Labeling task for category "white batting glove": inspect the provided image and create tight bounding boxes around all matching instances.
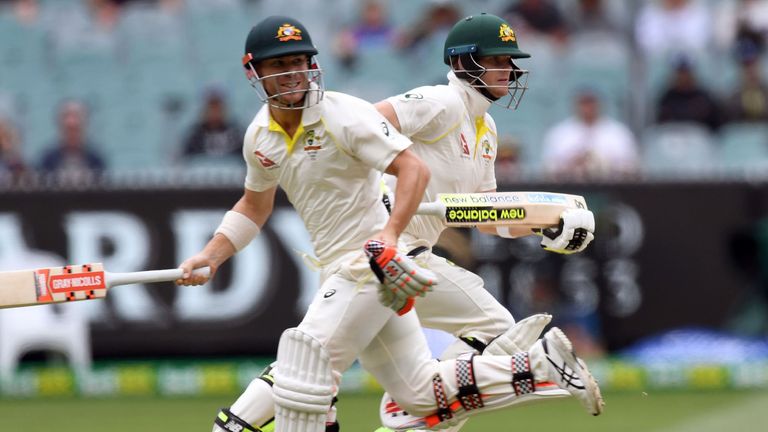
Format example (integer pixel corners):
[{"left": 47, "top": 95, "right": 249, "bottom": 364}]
[
  {"left": 364, "top": 240, "right": 437, "bottom": 315},
  {"left": 539, "top": 208, "right": 595, "bottom": 254}
]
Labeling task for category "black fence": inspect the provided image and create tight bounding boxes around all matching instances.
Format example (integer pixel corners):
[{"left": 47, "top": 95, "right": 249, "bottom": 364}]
[{"left": 1, "top": 181, "right": 766, "bottom": 358}]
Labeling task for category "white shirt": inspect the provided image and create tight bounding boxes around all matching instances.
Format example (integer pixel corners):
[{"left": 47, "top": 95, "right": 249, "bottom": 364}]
[
  {"left": 243, "top": 91, "right": 410, "bottom": 264},
  {"left": 386, "top": 71, "right": 498, "bottom": 245},
  {"left": 541, "top": 116, "right": 639, "bottom": 177}
]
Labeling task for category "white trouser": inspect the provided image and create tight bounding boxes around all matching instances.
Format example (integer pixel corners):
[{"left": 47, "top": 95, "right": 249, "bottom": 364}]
[
  {"left": 224, "top": 248, "right": 520, "bottom": 426},
  {"left": 411, "top": 252, "right": 514, "bottom": 350}
]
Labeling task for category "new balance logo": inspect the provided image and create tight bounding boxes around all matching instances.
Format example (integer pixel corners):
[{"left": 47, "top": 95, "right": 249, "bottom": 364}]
[{"left": 224, "top": 420, "right": 244, "bottom": 432}]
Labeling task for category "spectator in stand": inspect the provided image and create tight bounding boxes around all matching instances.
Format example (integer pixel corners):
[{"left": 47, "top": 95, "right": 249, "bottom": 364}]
[
  {"left": 727, "top": 44, "right": 768, "bottom": 122},
  {"left": 395, "top": 0, "right": 461, "bottom": 54},
  {"left": 563, "top": 0, "right": 621, "bottom": 36},
  {"left": 635, "top": 0, "right": 712, "bottom": 58},
  {"left": 335, "top": 0, "right": 395, "bottom": 70},
  {"left": 39, "top": 100, "right": 106, "bottom": 178},
  {"left": 9, "top": 0, "right": 40, "bottom": 26},
  {"left": 0, "top": 118, "right": 26, "bottom": 182},
  {"left": 181, "top": 87, "right": 243, "bottom": 159},
  {"left": 503, "top": 0, "right": 568, "bottom": 44},
  {"left": 656, "top": 57, "right": 724, "bottom": 131},
  {"left": 542, "top": 89, "right": 639, "bottom": 180},
  {"left": 714, "top": 0, "right": 768, "bottom": 55}
]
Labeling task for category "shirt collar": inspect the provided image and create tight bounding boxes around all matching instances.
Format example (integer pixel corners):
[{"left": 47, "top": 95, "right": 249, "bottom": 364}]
[
  {"left": 447, "top": 70, "right": 492, "bottom": 119},
  {"left": 253, "top": 96, "right": 324, "bottom": 128}
]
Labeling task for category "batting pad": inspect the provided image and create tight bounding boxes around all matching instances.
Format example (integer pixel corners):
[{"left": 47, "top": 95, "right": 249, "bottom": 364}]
[
  {"left": 273, "top": 328, "right": 334, "bottom": 432},
  {"left": 484, "top": 313, "right": 553, "bottom": 356}
]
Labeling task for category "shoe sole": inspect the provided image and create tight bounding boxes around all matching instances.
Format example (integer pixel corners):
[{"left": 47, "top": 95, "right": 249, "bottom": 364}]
[{"left": 546, "top": 327, "right": 605, "bottom": 416}]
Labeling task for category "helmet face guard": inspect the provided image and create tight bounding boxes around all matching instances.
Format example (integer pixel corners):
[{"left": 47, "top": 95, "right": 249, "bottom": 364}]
[
  {"left": 448, "top": 48, "right": 529, "bottom": 110},
  {"left": 243, "top": 53, "right": 325, "bottom": 110}
]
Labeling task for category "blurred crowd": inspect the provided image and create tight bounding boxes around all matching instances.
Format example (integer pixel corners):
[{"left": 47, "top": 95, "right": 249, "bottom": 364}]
[{"left": 2, "top": 0, "right": 768, "bottom": 186}]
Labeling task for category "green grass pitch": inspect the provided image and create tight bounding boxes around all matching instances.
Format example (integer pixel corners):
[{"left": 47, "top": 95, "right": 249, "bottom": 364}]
[{"left": 1, "top": 390, "right": 766, "bottom": 431}]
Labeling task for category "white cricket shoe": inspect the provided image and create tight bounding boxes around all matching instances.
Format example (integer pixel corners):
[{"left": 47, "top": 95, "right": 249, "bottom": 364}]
[{"left": 531, "top": 327, "right": 604, "bottom": 416}]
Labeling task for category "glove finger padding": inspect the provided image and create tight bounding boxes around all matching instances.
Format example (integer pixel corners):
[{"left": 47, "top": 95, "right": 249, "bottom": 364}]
[
  {"left": 540, "top": 208, "right": 595, "bottom": 254},
  {"left": 364, "top": 240, "right": 436, "bottom": 315}
]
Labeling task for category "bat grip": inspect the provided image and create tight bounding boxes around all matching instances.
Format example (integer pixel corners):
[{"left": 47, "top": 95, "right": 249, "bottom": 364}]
[
  {"left": 106, "top": 267, "right": 211, "bottom": 287},
  {"left": 416, "top": 201, "right": 446, "bottom": 216}
]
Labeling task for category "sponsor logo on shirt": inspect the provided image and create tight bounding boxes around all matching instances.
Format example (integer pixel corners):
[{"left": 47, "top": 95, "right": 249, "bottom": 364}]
[
  {"left": 459, "top": 132, "right": 471, "bottom": 158},
  {"left": 254, "top": 150, "right": 278, "bottom": 168}
]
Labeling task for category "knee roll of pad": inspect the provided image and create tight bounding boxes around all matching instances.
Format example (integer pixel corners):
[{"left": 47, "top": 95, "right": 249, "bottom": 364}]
[{"left": 273, "top": 328, "right": 335, "bottom": 432}]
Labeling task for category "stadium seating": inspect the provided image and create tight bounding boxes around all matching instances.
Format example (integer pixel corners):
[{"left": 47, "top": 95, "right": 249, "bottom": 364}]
[
  {"left": 717, "top": 122, "right": 768, "bottom": 172},
  {"left": 641, "top": 122, "right": 717, "bottom": 177}
]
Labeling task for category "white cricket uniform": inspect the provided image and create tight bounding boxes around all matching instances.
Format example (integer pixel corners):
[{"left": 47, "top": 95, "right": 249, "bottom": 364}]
[
  {"left": 243, "top": 91, "right": 483, "bottom": 414},
  {"left": 385, "top": 72, "right": 515, "bottom": 349}
]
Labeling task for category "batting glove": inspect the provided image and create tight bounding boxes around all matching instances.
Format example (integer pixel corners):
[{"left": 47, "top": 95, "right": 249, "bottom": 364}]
[
  {"left": 539, "top": 208, "right": 595, "bottom": 254},
  {"left": 364, "top": 240, "right": 437, "bottom": 315}
]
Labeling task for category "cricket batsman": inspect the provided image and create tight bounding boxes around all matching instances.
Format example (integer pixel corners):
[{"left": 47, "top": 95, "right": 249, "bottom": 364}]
[
  {"left": 177, "top": 14, "right": 603, "bottom": 432},
  {"left": 372, "top": 12, "right": 597, "bottom": 431}
]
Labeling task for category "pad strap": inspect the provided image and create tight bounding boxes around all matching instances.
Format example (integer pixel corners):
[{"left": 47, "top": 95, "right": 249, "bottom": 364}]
[
  {"left": 511, "top": 352, "right": 536, "bottom": 396},
  {"left": 459, "top": 336, "right": 488, "bottom": 354},
  {"left": 215, "top": 408, "right": 259, "bottom": 432},
  {"left": 431, "top": 374, "right": 453, "bottom": 422},
  {"left": 455, "top": 352, "right": 484, "bottom": 411}
]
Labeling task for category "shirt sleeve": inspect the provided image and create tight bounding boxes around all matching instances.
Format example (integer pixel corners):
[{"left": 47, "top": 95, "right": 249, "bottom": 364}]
[
  {"left": 242, "top": 123, "right": 279, "bottom": 192},
  {"left": 340, "top": 99, "right": 412, "bottom": 172},
  {"left": 385, "top": 86, "right": 462, "bottom": 143}
]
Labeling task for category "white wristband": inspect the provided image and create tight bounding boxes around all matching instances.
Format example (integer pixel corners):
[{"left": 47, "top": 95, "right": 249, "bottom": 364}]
[
  {"left": 215, "top": 211, "right": 261, "bottom": 251},
  {"left": 496, "top": 226, "right": 515, "bottom": 238}
]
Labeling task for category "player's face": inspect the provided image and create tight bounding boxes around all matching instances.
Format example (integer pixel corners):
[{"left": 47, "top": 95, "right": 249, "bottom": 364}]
[
  {"left": 477, "top": 55, "right": 514, "bottom": 98},
  {"left": 257, "top": 54, "right": 311, "bottom": 105}
]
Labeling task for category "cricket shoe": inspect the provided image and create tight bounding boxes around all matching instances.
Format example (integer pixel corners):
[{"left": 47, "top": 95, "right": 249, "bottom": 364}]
[{"left": 530, "top": 327, "right": 604, "bottom": 416}]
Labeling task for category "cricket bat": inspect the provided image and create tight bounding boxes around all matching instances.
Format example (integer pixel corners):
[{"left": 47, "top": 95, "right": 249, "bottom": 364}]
[
  {"left": 416, "top": 191, "right": 588, "bottom": 228},
  {"left": 0, "top": 264, "right": 210, "bottom": 309}
]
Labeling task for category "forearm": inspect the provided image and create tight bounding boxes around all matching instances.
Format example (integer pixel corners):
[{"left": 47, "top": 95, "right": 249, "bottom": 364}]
[{"left": 387, "top": 164, "right": 429, "bottom": 237}]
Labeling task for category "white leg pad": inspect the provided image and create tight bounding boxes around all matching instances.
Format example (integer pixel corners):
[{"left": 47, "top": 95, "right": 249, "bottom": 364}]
[
  {"left": 483, "top": 313, "right": 552, "bottom": 355},
  {"left": 273, "top": 328, "right": 335, "bottom": 432}
]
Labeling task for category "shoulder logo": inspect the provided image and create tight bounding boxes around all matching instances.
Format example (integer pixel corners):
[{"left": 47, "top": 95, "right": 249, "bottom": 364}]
[
  {"left": 254, "top": 150, "right": 278, "bottom": 168},
  {"left": 499, "top": 23, "right": 516, "bottom": 42},
  {"left": 404, "top": 93, "right": 423, "bottom": 100},
  {"left": 381, "top": 121, "right": 390, "bottom": 137},
  {"left": 276, "top": 24, "right": 302, "bottom": 42}
]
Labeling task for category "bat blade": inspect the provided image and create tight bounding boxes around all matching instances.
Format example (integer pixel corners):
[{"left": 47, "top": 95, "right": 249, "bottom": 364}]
[
  {"left": 416, "top": 191, "right": 588, "bottom": 227},
  {"left": 0, "top": 263, "right": 107, "bottom": 309}
]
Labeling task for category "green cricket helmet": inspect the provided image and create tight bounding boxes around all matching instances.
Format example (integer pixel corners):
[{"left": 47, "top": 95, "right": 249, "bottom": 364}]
[
  {"left": 444, "top": 13, "right": 530, "bottom": 110},
  {"left": 242, "top": 15, "right": 324, "bottom": 109}
]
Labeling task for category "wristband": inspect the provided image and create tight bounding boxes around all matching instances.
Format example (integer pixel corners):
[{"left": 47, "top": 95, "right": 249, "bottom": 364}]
[{"left": 215, "top": 211, "right": 261, "bottom": 251}]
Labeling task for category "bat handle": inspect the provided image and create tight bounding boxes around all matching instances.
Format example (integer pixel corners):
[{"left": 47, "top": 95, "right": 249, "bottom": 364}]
[
  {"left": 416, "top": 201, "right": 446, "bottom": 217},
  {"left": 106, "top": 267, "right": 211, "bottom": 288}
]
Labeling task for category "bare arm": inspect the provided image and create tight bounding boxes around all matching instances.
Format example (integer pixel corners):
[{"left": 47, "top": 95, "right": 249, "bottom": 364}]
[
  {"left": 378, "top": 149, "right": 430, "bottom": 245},
  {"left": 375, "top": 100, "right": 402, "bottom": 132},
  {"left": 177, "top": 187, "right": 277, "bottom": 284}
]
